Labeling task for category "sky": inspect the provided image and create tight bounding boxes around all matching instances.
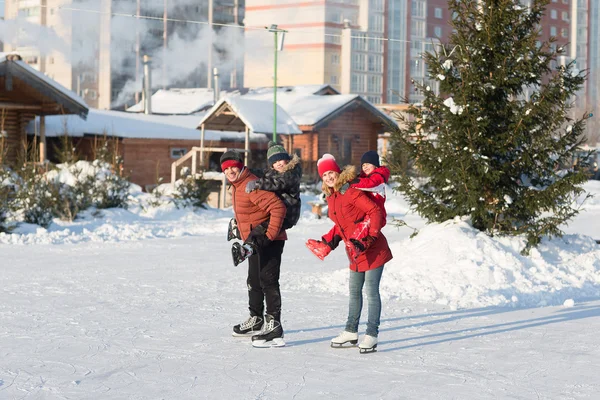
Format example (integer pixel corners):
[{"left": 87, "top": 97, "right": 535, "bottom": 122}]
[{"left": 1, "top": 173, "right": 600, "bottom": 398}]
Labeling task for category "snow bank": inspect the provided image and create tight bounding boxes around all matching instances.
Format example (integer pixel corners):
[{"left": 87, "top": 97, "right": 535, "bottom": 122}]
[
  {"left": 2, "top": 178, "right": 600, "bottom": 310},
  {"left": 382, "top": 218, "right": 600, "bottom": 309}
]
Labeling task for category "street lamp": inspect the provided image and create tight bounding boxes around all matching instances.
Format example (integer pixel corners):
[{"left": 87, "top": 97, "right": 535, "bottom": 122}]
[{"left": 265, "top": 24, "right": 287, "bottom": 142}]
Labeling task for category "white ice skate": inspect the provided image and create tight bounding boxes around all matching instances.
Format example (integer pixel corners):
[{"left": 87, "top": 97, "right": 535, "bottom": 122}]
[
  {"left": 358, "top": 335, "right": 378, "bottom": 353},
  {"left": 330, "top": 331, "right": 358, "bottom": 348}
]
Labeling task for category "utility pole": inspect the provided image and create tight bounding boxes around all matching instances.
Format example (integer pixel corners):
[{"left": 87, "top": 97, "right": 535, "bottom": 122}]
[
  {"left": 207, "top": 0, "right": 213, "bottom": 89},
  {"left": 265, "top": 25, "right": 287, "bottom": 142}
]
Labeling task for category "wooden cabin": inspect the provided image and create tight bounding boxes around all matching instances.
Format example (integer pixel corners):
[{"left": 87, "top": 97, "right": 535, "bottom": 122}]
[{"left": 0, "top": 53, "right": 88, "bottom": 166}]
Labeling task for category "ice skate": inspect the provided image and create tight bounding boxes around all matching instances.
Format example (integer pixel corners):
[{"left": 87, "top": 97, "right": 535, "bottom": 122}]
[
  {"left": 231, "top": 242, "right": 255, "bottom": 266},
  {"left": 358, "top": 335, "right": 378, "bottom": 353},
  {"left": 232, "top": 315, "right": 263, "bottom": 337},
  {"left": 227, "top": 218, "right": 241, "bottom": 241},
  {"left": 330, "top": 331, "right": 358, "bottom": 348},
  {"left": 252, "top": 314, "right": 285, "bottom": 348}
]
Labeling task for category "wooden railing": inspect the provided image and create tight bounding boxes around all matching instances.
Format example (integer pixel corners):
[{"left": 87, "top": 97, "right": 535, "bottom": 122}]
[{"left": 170, "top": 146, "right": 249, "bottom": 209}]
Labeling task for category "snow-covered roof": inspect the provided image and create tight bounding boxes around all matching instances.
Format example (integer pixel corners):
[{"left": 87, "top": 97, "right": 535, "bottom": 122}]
[
  {"left": 126, "top": 85, "right": 338, "bottom": 116},
  {"left": 124, "top": 83, "right": 394, "bottom": 131},
  {"left": 238, "top": 90, "right": 396, "bottom": 128},
  {"left": 244, "top": 84, "right": 340, "bottom": 97},
  {"left": 0, "top": 52, "right": 88, "bottom": 119},
  {"left": 197, "top": 97, "right": 302, "bottom": 135},
  {"left": 25, "top": 108, "right": 268, "bottom": 142},
  {"left": 126, "top": 88, "right": 215, "bottom": 115}
]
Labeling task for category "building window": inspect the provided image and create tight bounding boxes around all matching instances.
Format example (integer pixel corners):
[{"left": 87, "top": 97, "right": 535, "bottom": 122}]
[
  {"left": 352, "top": 53, "right": 366, "bottom": 71},
  {"left": 370, "top": 0, "right": 384, "bottom": 12},
  {"left": 561, "top": 28, "right": 568, "bottom": 38},
  {"left": 368, "top": 37, "right": 383, "bottom": 52},
  {"left": 411, "top": 0, "right": 426, "bottom": 18},
  {"left": 86, "top": 89, "right": 98, "bottom": 100},
  {"left": 550, "top": 26, "right": 557, "bottom": 36},
  {"left": 351, "top": 74, "right": 365, "bottom": 92},
  {"left": 171, "top": 148, "right": 188, "bottom": 159},
  {"left": 24, "top": 56, "right": 39, "bottom": 64},
  {"left": 434, "top": 7, "right": 442, "bottom": 18},
  {"left": 368, "top": 14, "right": 384, "bottom": 33},
  {"left": 341, "top": 137, "right": 352, "bottom": 165},
  {"left": 434, "top": 26, "right": 442, "bottom": 37},
  {"left": 550, "top": 9, "right": 557, "bottom": 19},
  {"left": 352, "top": 35, "right": 368, "bottom": 51},
  {"left": 367, "top": 75, "right": 382, "bottom": 93},
  {"left": 331, "top": 53, "right": 339, "bottom": 65},
  {"left": 18, "top": 7, "right": 41, "bottom": 17},
  {"left": 326, "top": 11, "right": 341, "bottom": 23},
  {"left": 411, "top": 20, "right": 426, "bottom": 37},
  {"left": 331, "top": 75, "right": 338, "bottom": 84},
  {"left": 562, "top": 11, "right": 569, "bottom": 21}
]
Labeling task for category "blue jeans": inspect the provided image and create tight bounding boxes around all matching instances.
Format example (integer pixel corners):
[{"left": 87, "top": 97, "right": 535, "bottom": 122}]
[{"left": 345, "top": 265, "right": 385, "bottom": 337}]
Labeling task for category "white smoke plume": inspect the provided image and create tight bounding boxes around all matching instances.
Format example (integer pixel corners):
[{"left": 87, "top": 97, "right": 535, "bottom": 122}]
[{"left": 0, "top": 0, "right": 273, "bottom": 108}]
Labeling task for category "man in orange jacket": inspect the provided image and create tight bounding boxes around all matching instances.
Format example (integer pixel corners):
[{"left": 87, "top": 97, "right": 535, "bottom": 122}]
[{"left": 221, "top": 150, "right": 288, "bottom": 348}]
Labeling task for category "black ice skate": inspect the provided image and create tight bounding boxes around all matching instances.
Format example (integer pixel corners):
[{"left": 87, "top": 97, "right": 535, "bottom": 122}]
[
  {"left": 251, "top": 314, "right": 285, "bottom": 348},
  {"left": 232, "top": 315, "right": 264, "bottom": 337},
  {"left": 227, "top": 218, "right": 240, "bottom": 241},
  {"left": 231, "top": 242, "right": 255, "bottom": 266}
]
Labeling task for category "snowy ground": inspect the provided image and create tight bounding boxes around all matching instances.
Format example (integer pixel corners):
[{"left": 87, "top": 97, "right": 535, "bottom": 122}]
[{"left": 2, "top": 182, "right": 600, "bottom": 399}]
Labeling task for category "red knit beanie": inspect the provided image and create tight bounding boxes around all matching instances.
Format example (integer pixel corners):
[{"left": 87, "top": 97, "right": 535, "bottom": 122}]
[
  {"left": 317, "top": 153, "right": 341, "bottom": 177},
  {"left": 220, "top": 150, "right": 244, "bottom": 171}
]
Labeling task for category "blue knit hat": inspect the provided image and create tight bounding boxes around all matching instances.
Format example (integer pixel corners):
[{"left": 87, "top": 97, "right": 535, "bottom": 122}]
[
  {"left": 360, "top": 150, "right": 380, "bottom": 168},
  {"left": 267, "top": 141, "right": 291, "bottom": 165}
]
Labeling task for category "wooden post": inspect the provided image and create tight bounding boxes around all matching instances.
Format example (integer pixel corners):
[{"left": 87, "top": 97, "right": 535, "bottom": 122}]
[
  {"left": 220, "top": 174, "right": 227, "bottom": 208},
  {"left": 191, "top": 150, "right": 197, "bottom": 175},
  {"left": 200, "top": 123, "right": 205, "bottom": 166},
  {"left": 171, "top": 162, "right": 176, "bottom": 187},
  {"left": 39, "top": 115, "right": 46, "bottom": 163},
  {"left": 244, "top": 125, "right": 249, "bottom": 166}
]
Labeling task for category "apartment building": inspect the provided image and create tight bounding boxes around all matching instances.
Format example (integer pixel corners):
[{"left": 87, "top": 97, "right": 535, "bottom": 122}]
[
  {"left": 3, "top": 0, "right": 245, "bottom": 109},
  {"left": 244, "top": 0, "right": 389, "bottom": 103},
  {"left": 588, "top": 0, "right": 600, "bottom": 126}
]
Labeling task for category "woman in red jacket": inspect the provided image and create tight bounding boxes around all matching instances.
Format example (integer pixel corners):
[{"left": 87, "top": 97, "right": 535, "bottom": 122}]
[{"left": 306, "top": 154, "right": 393, "bottom": 353}]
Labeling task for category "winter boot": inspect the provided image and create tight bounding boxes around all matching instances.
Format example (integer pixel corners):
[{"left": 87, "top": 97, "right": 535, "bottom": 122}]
[
  {"left": 251, "top": 314, "right": 285, "bottom": 348},
  {"left": 358, "top": 335, "right": 378, "bottom": 354},
  {"left": 232, "top": 242, "right": 255, "bottom": 266},
  {"left": 330, "top": 331, "right": 358, "bottom": 348},
  {"left": 232, "top": 315, "right": 264, "bottom": 337}
]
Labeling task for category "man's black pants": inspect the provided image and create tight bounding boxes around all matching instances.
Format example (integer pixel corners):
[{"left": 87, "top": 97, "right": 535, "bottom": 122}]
[{"left": 247, "top": 240, "right": 285, "bottom": 323}]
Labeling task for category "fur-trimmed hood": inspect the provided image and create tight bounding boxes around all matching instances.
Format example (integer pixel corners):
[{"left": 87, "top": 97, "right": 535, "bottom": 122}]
[
  {"left": 322, "top": 165, "right": 358, "bottom": 196},
  {"left": 277, "top": 153, "right": 301, "bottom": 173}
]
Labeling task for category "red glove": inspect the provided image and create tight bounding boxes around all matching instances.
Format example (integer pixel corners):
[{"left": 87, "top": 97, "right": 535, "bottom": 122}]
[{"left": 306, "top": 239, "right": 332, "bottom": 260}]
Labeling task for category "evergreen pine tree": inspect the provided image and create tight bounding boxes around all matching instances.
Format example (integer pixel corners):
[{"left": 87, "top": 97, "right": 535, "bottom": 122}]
[{"left": 389, "top": 0, "right": 593, "bottom": 250}]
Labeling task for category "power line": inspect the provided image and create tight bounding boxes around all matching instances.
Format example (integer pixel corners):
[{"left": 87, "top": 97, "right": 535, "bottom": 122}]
[{"left": 0, "top": 1, "right": 424, "bottom": 45}]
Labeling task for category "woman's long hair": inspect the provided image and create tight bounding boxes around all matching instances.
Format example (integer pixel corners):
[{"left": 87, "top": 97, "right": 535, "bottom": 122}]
[{"left": 321, "top": 165, "right": 357, "bottom": 197}]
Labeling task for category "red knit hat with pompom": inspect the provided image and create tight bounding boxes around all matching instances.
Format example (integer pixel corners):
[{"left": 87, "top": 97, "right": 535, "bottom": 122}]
[{"left": 317, "top": 153, "right": 341, "bottom": 177}]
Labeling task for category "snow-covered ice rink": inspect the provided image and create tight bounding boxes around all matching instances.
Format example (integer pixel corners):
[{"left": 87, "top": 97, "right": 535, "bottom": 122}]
[{"left": 2, "top": 182, "right": 600, "bottom": 399}]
